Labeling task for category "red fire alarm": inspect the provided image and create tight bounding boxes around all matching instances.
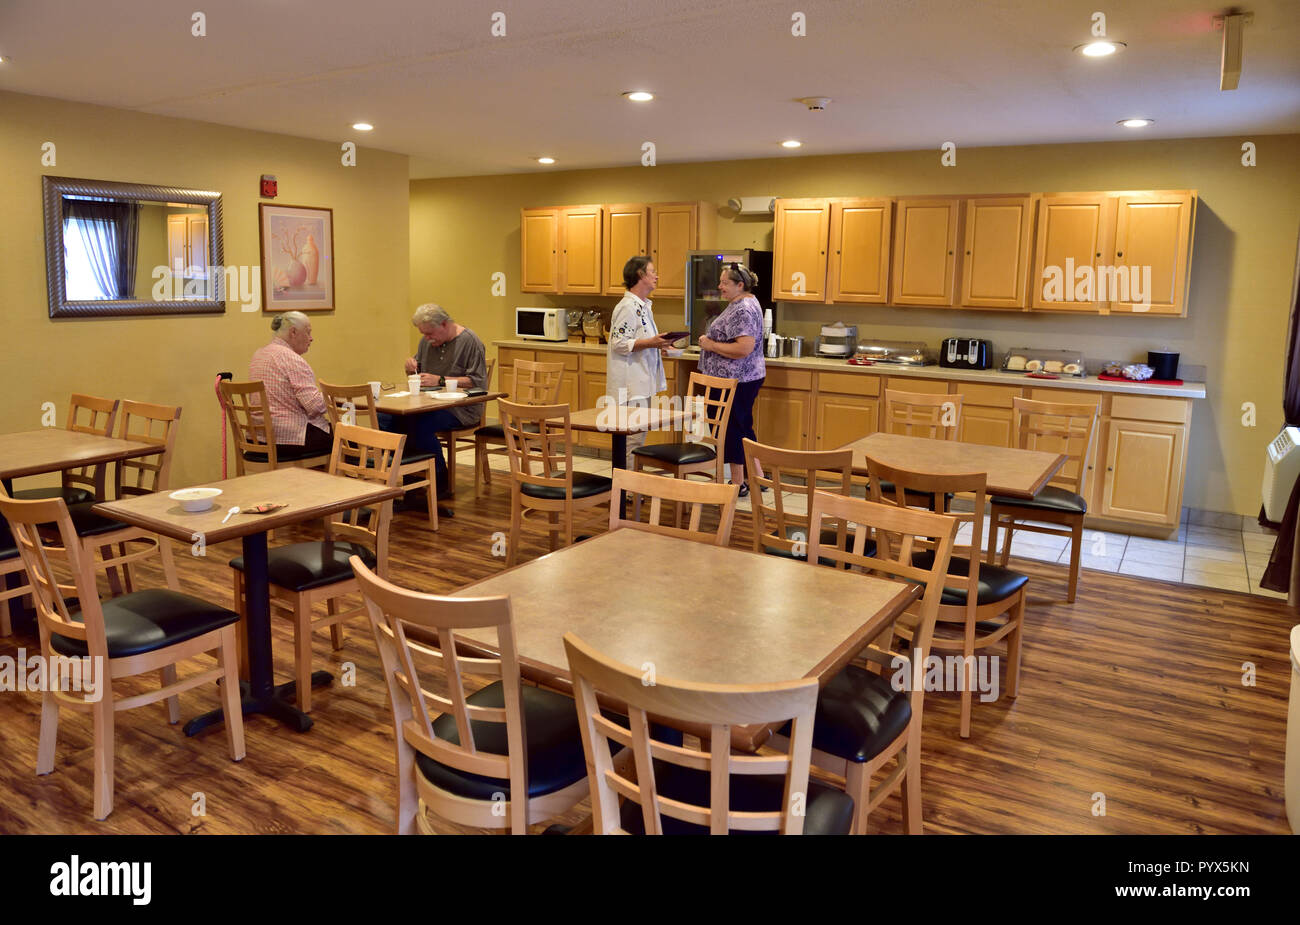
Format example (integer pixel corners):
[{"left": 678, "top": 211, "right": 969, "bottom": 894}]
[{"left": 260, "top": 175, "right": 278, "bottom": 198}]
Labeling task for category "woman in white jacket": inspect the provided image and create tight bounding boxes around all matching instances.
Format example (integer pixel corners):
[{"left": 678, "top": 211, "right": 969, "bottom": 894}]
[{"left": 606, "top": 256, "right": 674, "bottom": 467}]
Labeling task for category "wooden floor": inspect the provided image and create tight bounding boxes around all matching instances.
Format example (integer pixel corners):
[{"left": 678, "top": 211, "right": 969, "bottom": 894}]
[{"left": 1, "top": 462, "right": 1295, "bottom": 834}]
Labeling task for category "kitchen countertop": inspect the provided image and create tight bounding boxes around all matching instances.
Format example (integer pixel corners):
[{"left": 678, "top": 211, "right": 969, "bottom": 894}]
[{"left": 494, "top": 339, "right": 1207, "bottom": 399}]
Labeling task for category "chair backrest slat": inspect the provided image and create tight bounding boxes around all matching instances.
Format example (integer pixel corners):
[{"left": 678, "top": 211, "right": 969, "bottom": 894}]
[
  {"left": 608, "top": 469, "right": 738, "bottom": 546},
  {"left": 1011, "top": 397, "right": 1098, "bottom": 495},
  {"left": 564, "top": 632, "right": 819, "bottom": 835},
  {"left": 883, "top": 389, "right": 964, "bottom": 440},
  {"left": 743, "top": 439, "right": 854, "bottom": 557}
]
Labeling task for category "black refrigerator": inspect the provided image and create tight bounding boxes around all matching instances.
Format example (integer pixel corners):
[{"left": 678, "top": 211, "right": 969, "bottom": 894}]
[{"left": 684, "top": 249, "right": 774, "bottom": 346}]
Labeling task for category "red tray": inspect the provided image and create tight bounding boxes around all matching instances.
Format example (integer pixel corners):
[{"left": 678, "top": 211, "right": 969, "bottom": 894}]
[{"left": 1098, "top": 373, "right": 1184, "bottom": 386}]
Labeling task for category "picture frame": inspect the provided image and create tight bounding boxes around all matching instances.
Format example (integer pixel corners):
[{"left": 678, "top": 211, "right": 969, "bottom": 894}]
[{"left": 259, "top": 203, "right": 335, "bottom": 312}]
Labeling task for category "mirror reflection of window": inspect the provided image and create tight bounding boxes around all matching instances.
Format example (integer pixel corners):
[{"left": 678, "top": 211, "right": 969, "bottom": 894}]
[{"left": 61, "top": 197, "right": 140, "bottom": 300}]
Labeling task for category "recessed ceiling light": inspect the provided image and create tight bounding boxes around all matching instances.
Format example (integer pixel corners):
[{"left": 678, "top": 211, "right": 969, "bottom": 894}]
[
  {"left": 1075, "top": 41, "right": 1126, "bottom": 57},
  {"left": 622, "top": 91, "right": 654, "bottom": 102},
  {"left": 352, "top": 122, "right": 374, "bottom": 131},
  {"left": 1118, "top": 118, "right": 1154, "bottom": 128},
  {"left": 537, "top": 157, "right": 556, "bottom": 165},
  {"left": 781, "top": 140, "right": 802, "bottom": 149}
]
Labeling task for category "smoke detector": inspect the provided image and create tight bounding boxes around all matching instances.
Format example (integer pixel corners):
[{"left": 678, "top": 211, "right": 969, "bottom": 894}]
[{"left": 796, "top": 97, "right": 832, "bottom": 111}]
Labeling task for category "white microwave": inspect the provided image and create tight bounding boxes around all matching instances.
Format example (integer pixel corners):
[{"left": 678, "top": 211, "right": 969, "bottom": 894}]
[{"left": 515, "top": 307, "right": 568, "bottom": 341}]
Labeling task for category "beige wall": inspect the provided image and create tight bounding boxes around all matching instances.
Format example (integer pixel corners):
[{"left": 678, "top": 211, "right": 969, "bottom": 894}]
[
  {"left": 1, "top": 90, "right": 411, "bottom": 489},
  {"left": 410, "top": 136, "right": 1300, "bottom": 515}
]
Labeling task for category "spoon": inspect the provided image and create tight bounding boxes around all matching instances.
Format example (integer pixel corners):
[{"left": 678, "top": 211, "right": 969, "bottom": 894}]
[{"left": 221, "top": 506, "right": 240, "bottom": 525}]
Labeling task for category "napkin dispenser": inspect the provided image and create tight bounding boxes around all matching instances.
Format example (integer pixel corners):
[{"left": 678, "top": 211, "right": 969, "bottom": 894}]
[{"left": 940, "top": 338, "right": 993, "bottom": 370}]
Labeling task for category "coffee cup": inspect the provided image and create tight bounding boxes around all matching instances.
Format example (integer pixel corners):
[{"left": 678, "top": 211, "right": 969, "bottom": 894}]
[{"left": 406, "top": 374, "right": 421, "bottom": 393}]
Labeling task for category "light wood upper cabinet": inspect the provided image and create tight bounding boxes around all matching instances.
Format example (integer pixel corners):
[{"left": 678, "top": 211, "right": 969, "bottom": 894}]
[
  {"left": 167, "top": 213, "right": 209, "bottom": 278},
  {"left": 773, "top": 199, "right": 831, "bottom": 302},
  {"left": 520, "top": 208, "right": 559, "bottom": 293},
  {"left": 891, "top": 198, "right": 960, "bottom": 306},
  {"left": 649, "top": 202, "right": 700, "bottom": 298},
  {"left": 961, "top": 197, "right": 1032, "bottom": 309},
  {"left": 1109, "top": 192, "right": 1195, "bottom": 316},
  {"left": 828, "top": 199, "right": 892, "bottom": 304},
  {"left": 1030, "top": 194, "right": 1110, "bottom": 311},
  {"left": 602, "top": 204, "right": 648, "bottom": 296},
  {"left": 559, "top": 205, "right": 603, "bottom": 295}
]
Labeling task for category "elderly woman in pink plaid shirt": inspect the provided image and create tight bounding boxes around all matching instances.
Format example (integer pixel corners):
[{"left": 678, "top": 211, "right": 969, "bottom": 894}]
[{"left": 248, "top": 312, "right": 333, "bottom": 457}]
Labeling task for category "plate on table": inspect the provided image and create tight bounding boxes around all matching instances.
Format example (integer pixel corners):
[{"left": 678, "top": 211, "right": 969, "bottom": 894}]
[{"left": 427, "top": 390, "right": 468, "bottom": 401}]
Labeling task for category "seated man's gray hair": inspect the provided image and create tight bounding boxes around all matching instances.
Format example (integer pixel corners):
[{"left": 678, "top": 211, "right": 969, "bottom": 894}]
[
  {"left": 271, "top": 311, "right": 311, "bottom": 334},
  {"left": 412, "top": 303, "right": 451, "bottom": 328}
]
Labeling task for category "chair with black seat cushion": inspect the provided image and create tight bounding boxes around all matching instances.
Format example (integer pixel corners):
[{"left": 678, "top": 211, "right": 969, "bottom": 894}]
[
  {"left": 320, "top": 380, "right": 440, "bottom": 532},
  {"left": 987, "top": 397, "right": 1098, "bottom": 603},
  {"left": 742, "top": 439, "right": 856, "bottom": 564},
  {"left": 764, "top": 491, "right": 956, "bottom": 834},
  {"left": 499, "top": 399, "right": 611, "bottom": 567},
  {"left": 63, "top": 400, "right": 182, "bottom": 597},
  {"left": 564, "top": 631, "right": 848, "bottom": 835},
  {"left": 865, "top": 455, "right": 1028, "bottom": 739},
  {"left": 11, "top": 393, "right": 119, "bottom": 505},
  {"left": 0, "top": 495, "right": 244, "bottom": 821},
  {"left": 475, "top": 358, "right": 564, "bottom": 497},
  {"left": 353, "top": 557, "right": 589, "bottom": 834},
  {"left": 437, "top": 357, "right": 496, "bottom": 497},
  {"left": 631, "top": 370, "right": 737, "bottom": 485},
  {"left": 228, "top": 423, "right": 404, "bottom": 714},
  {"left": 220, "top": 379, "right": 330, "bottom": 476},
  {"left": 609, "top": 467, "right": 738, "bottom": 547}
]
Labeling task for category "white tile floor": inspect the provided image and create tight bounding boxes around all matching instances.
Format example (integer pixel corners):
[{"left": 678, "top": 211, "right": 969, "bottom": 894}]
[{"left": 469, "top": 450, "right": 1287, "bottom": 600}]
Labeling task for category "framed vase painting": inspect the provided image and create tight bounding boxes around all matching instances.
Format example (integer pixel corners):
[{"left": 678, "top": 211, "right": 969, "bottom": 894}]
[{"left": 259, "top": 203, "right": 335, "bottom": 312}]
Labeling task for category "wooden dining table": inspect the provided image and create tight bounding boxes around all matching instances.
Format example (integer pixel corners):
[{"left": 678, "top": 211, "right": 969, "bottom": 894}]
[
  {"left": 840, "top": 432, "right": 1068, "bottom": 500},
  {"left": 0, "top": 429, "right": 160, "bottom": 628},
  {"left": 94, "top": 467, "right": 402, "bottom": 734},
  {"left": 446, "top": 529, "right": 921, "bottom": 750}
]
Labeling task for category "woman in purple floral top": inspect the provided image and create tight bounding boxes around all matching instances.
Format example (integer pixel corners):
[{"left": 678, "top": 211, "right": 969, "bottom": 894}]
[{"left": 698, "top": 262, "right": 766, "bottom": 496}]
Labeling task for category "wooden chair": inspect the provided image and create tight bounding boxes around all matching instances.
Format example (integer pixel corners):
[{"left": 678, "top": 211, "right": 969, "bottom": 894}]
[
  {"left": 437, "top": 357, "right": 496, "bottom": 497},
  {"left": 742, "top": 439, "right": 853, "bottom": 562},
  {"left": 62, "top": 401, "right": 183, "bottom": 596},
  {"left": 499, "top": 399, "right": 612, "bottom": 567},
  {"left": 220, "top": 379, "right": 331, "bottom": 476},
  {"left": 0, "top": 513, "right": 31, "bottom": 637},
  {"left": 475, "top": 358, "right": 564, "bottom": 497},
  {"left": 765, "top": 491, "right": 956, "bottom": 834},
  {"left": 608, "top": 468, "right": 739, "bottom": 547},
  {"left": 865, "top": 455, "right": 1028, "bottom": 739},
  {"left": 0, "top": 494, "right": 244, "bottom": 820},
  {"left": 987, "top": 397, "right": 1099, "bottom": 603},
  {"left": 564, "top": 631, "right": 849, "bottom": 834},
  {"left": 353, "top": 558, "right": 590, "bottom": 834},
  {"left": 228, "top": 423, "right": 403, "bottom": 714},
  {"left": 11, "top": 393, "right": 120, "bottom": 505},
  {"left": 631, "top": 371, "right": 738, "bottom": 484},
  {"left": 320, "top": 380, "right": 440, "bottom": 532},
  {"left": 882, "top": 388, "right": 964, "bottom": 439}
]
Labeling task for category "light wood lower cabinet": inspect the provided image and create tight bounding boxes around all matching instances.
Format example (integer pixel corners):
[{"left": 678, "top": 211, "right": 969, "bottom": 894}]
[
  {"left": 1096, "top": 418, "right": 1187, "bottom": 526},
  {"left": 814, "top": 394, "right": 879, "bottom": 449},
  {"left": 755, "top": 389, "right": 811, "bottom": 449}
]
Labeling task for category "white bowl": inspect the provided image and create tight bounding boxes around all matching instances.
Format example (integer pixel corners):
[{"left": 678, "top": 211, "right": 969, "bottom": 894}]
[{"left": 169, "top": 487, "right": 222, "bottom": 512}]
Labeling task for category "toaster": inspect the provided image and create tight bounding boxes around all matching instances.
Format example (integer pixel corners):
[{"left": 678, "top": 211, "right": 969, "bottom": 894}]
[{"left": 940, "top": 338, "right": 993, "bottom": 370}]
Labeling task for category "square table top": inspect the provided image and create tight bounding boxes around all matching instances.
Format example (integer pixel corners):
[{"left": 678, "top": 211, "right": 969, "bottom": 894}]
[
  {"left": 0, "top": 430, "right": 158, "bottom": 480},
  {"left": 93, "top": 467, "right": 402, "bottom": 544},
  {"left": 841, "top": 432, "right": 1067, "bottom": 500},
  {"left": 374, "top": 390, "right": 506, "bottom": 417},
  {"left": 453, "top": 529, "right": 919, "bottom": 691},
  {"left": 568, "top": 405, "right": 691, "bottom": 435}
]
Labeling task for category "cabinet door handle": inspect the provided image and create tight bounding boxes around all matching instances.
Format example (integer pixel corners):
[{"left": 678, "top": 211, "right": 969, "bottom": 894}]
[
  {"left": 1116, "top": 251, "right": 1123, "bottom": 258},
  {"left": 965, "top": 250, "right": 971, "bottom": 255},
  {"left": 1107, "top": 466, "right": 1114, "bottom": 472}
]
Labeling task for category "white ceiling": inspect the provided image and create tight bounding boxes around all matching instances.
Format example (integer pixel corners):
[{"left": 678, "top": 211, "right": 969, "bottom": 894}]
[{"left": 2, "top": 0, "right": 1297, "bottom": 178}]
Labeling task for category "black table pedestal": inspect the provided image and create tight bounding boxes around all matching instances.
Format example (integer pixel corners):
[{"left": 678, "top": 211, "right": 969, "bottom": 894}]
[{"left": 182, "top": 531, "right": 331, "bottom": 736}]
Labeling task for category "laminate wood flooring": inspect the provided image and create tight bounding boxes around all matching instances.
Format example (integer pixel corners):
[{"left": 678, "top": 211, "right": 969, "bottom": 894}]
[{"left": 0, "top": 465, "right": 1293, "bottom": 834}]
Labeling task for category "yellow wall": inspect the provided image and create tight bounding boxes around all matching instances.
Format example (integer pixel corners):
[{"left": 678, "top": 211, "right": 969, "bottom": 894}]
[
  {"left": 0, "top": 90, "right": 411, "bottom": 489},
  {"left": 410, "top": 136, "right": 1300, "bottom": 515}
]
